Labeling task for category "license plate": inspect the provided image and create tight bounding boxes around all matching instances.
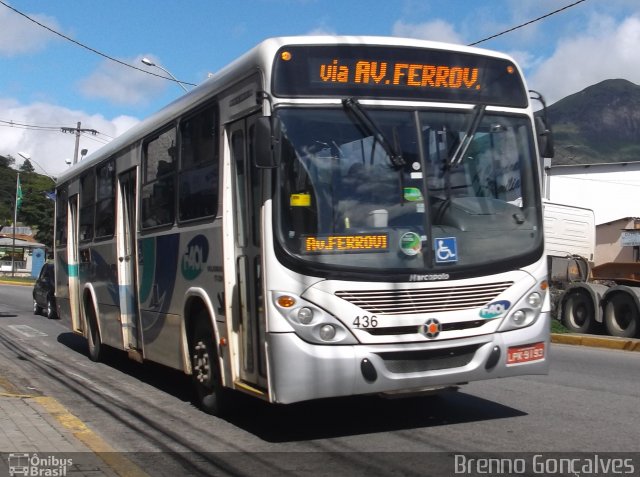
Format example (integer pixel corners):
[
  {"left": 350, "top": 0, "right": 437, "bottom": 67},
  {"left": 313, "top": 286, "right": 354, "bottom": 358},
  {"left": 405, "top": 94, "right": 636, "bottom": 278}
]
[{"left": 507, "top": 342, "right": 545, "bottom": 364}]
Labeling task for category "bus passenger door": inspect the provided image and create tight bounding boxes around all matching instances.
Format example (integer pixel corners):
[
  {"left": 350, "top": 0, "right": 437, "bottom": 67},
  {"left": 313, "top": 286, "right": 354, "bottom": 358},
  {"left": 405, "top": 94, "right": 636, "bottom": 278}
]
[
  {"left": 67, "top": 194, "right": 82, "bottom": 332},
  {"left": 116, "top": 169, "right": 141, "bottom": 352},
  {"left": 229, "top": 115, "right": 267, "bottom": 389}
]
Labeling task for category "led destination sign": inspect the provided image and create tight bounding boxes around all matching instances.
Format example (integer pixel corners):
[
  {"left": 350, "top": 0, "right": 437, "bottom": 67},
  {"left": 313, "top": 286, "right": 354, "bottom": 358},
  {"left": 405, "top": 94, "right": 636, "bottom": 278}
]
[
  {"left": 273, "top": 45, "right": 528, "bottom": 107},
  {"left": 318, "top": 59, "right": 480, "bottom": 90},
  {"left": 303, "top": 234, "right": 389, "bottom": 253}
]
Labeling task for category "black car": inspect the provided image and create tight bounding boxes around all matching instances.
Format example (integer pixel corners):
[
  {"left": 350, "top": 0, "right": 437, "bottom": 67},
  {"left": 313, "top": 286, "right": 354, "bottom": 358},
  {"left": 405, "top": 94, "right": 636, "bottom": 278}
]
[{"left": 33, "top": 262, "right": 57, "bottom": 319}]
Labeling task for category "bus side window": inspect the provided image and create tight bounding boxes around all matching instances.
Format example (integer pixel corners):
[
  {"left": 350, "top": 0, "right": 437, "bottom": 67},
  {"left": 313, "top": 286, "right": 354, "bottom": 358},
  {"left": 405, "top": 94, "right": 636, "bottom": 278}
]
[
  {"left": 95, "top": 160, "right": 115, "bottom": 238},
  {"left": 142, "top": 128, "right": 177, "bottom": 228},
  {"left": 79, "top": 171, "right": 95, "bottom": 242},
  {"left": 178, "top": 103, "right": 219, "bottom": 222}
]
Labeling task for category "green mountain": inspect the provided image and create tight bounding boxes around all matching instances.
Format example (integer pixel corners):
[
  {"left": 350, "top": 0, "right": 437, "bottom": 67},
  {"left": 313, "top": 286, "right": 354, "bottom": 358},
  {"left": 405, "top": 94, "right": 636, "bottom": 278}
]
[{"left": 547, "top": 79, "right": 640, "bottom": 165}]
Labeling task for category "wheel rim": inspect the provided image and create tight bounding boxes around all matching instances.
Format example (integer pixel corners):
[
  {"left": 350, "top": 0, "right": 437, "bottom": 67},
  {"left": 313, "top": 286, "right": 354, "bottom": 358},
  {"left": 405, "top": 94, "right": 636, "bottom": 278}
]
[
  {"left": 33, "top": 300, "right": 38, "bottom": 313},
  {"left": 193, "top": 339, "right": 212, "bottom": 390},
  {"left": 611, "top": 303, "right": 633, "bottom": 331},
  {"left": 571, "top": 302, "right": 588, "bottom": 327},
  {"left": 565, "top": 292, "right": 593, "bottom": 330}
]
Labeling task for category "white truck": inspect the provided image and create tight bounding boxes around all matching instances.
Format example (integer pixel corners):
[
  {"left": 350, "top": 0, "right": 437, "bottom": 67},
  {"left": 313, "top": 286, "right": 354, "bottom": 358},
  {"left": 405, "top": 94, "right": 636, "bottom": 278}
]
[{"left": 545, "top": 201, "right": 640, "bottom": 338}]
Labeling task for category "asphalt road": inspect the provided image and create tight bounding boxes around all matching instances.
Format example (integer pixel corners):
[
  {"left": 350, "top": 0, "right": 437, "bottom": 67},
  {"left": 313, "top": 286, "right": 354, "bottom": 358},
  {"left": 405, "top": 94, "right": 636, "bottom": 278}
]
[{"left": 1, "top": 283, "right": 639, "bottom": 475}]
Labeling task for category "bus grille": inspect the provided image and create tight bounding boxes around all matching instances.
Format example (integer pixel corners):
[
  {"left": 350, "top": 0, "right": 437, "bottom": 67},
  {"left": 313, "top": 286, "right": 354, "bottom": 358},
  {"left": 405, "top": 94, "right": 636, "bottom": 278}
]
[
  {"left": 377, "top": 345, "right": 480, "bottom": 373},
  {"left": 335, "top": 281, "right": 513, "bottom": 315}
]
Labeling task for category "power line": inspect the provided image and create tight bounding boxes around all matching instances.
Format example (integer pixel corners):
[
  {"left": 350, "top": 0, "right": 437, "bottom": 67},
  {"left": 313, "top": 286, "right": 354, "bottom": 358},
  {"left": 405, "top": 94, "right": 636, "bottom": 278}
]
[
  {"left": 0, "top": 0, "right": 197, "bottom": 87},
  {"left": 0, "top": 118, "right": 112, "bottom": 140},
  {"left": 469, "top": 0, "right": 588, "bottom": 46},
  {"left": 0, "top": 119, "right": 60, "bottom": 131}
]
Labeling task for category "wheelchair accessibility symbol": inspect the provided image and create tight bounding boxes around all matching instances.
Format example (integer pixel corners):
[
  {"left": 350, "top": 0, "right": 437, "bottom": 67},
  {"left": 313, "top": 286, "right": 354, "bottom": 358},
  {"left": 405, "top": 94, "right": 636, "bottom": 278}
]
[{"left": 435, "top": 237, "right": 457, "bottom": 263}]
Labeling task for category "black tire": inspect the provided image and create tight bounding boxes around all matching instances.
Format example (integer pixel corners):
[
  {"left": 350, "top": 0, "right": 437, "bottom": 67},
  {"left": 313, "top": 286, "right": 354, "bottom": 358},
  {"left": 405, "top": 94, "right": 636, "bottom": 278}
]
[
  {"left": 46, "top": 297, "right": 57, "bottom": 320},
  {"left": 33, "top": 299, "right": 43, "bottom": 316},
  {"left": 86, "top": 303, "right": 104, "bottom": 362},
  {"left": 191, "top": 318, "right": 230, "bottom": 416},
  {"left": 604, "top": 293, "right": 639, "bottom": 338},
  {"left": 561, "top": 289, "right": 595, "bottom": 333}
]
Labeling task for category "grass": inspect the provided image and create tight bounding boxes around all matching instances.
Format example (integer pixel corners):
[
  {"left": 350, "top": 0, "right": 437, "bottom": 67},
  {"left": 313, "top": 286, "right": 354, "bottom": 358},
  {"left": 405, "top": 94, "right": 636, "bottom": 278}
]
[{"left": 551, "top": 318, "right": 570, "bottom": 334}]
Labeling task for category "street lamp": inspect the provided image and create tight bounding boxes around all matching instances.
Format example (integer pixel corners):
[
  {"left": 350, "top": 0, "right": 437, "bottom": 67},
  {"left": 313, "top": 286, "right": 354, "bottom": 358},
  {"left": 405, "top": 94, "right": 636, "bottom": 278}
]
[
  {"left": 141, "top": 57, "right": 189, "bottom": 93},
  {"left": 17, "top": 152, "right": 57, "bottom": 183}
]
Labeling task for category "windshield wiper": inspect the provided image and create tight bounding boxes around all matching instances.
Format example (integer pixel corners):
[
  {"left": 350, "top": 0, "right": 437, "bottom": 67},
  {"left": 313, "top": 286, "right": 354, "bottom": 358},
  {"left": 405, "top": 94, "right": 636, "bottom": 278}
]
[
  {"left": 447, "top": 104, "right": 486, "bottom": 168},
  {"left": 342, "top": 97, "right": 405, "bottom": 169}
]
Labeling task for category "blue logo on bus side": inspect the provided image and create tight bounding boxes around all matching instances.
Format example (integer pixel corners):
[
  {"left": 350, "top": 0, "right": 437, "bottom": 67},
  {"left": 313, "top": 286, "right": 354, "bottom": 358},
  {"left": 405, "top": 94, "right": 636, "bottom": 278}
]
[
  {"left": 181, "top": 235, "right": 209, "bottom": 281},
  {"left": 480, "top": 300, "right": 511, "bottom": 319}
]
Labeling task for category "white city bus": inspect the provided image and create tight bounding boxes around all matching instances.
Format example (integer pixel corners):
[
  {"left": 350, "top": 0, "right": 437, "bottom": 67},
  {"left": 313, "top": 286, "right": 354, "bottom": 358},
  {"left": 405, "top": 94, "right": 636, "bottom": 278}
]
[{"left": 54, "top": 36, "right": 551, "bottom": 415}]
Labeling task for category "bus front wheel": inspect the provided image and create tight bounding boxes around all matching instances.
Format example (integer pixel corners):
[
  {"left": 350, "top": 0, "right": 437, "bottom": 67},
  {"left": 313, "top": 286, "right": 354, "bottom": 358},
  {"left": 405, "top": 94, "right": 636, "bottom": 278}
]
[{"left": 191, "top": 318, "right": 229, "bottom": 417}]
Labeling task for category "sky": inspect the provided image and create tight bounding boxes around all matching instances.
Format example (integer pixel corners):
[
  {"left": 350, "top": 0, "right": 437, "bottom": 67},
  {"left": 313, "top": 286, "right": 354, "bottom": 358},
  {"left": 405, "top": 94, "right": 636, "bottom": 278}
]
[{"left": 1, "top": 0, "right": 640, "bottom": 178}]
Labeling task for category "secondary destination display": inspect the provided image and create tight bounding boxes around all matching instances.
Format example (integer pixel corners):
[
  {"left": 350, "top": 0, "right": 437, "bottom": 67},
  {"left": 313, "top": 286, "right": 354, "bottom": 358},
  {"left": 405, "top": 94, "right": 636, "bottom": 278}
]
[
  {"left": 272, "top": 44, "right": 528, "bottom": 107},
  {"left": 303, "top": 234, "right": 389, "bottom": 253}
]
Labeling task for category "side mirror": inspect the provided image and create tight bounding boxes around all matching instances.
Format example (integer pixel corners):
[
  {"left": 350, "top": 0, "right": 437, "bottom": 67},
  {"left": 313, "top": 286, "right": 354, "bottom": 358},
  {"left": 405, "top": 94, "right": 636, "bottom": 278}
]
[
  {"left": 255, "top": 117, "right": 281, "bottom": 168},
  {"left": 530, "top": 90, "right": 555, "bottom": 159},
  {"left": 535, "top": 116, "right": 555, "bottom": 159}
]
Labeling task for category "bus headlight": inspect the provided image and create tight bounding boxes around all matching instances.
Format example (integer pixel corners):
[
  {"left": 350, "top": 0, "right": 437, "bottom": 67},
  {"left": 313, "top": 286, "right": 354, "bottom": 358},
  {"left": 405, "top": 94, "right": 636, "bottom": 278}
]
[
  {"left": 297, "top": 307, "right": 314, "bottom": 324},
  {"left": 319, "top": 324, "right": 336, "bottom": 341},
  {"left": 273, "top": 292, "right": 357, "bottom": 344},
  {"left": 498, "top": 286, "right": 547, "bottom": 332}
]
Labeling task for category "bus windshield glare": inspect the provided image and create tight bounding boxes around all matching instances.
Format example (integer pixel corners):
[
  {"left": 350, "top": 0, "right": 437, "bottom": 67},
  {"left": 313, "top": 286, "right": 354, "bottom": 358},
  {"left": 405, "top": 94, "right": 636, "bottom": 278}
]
[{"left": 275, "top": 106, "right": 542, "bottom": 278}]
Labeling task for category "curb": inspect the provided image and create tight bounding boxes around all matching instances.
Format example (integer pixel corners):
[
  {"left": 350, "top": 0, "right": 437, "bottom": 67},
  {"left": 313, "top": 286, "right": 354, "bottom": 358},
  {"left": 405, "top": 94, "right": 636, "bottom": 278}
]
[
  {"left": 0, "top": 374, "right": 149, "bottom": 477},
  {"left": 0, "top": 279, "right": 34, "bottom": 287},
  {"left": 551, "top": 333, "right": 640, "bottom": 352}
]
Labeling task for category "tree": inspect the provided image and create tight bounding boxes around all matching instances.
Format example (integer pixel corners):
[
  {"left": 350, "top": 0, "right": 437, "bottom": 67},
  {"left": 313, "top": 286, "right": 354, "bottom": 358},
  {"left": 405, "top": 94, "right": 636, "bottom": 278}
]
[
  {"left": 0, "top": 158, "right": 55, "bottom": 247},
  {"left": 0, "top": 154, "right": 16, "bottom": 168},
  {"left": 19, "top": 173, "right": 55, "bottom": 249},
  {"left": 19, "top": 158, "right": 35, "bottom": 173}
]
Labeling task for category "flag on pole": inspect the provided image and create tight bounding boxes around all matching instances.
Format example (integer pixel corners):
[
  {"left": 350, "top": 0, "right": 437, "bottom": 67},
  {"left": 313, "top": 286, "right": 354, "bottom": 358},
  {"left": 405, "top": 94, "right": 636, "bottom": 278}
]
[{"left": 16, "top": 174, "right": 23, "bottom": 212}]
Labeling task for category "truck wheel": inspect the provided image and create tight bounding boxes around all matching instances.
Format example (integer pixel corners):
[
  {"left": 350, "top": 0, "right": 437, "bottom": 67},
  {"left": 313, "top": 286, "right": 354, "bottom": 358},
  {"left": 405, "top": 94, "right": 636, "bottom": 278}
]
[
  {"left": 604, "top": 293, "right": 639, "bottom": 338},
  {"left": 191, "top": 318, "right": 230, "bottom": 417},
  {"left": 561, "top": 289, "right": 595, "bottom": 333}
]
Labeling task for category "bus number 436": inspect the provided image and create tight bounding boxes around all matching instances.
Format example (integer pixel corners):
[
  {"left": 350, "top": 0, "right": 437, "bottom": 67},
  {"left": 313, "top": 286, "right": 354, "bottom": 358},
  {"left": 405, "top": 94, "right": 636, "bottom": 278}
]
[{"left": 353, "top": 315, "right": 378, "bottom": 328}]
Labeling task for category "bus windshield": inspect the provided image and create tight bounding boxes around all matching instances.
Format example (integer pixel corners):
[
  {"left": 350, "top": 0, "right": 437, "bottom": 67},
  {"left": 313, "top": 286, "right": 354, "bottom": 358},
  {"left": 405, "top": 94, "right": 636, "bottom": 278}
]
[{"left": 275, "top": 106, "right": 542, "bottom": 278}]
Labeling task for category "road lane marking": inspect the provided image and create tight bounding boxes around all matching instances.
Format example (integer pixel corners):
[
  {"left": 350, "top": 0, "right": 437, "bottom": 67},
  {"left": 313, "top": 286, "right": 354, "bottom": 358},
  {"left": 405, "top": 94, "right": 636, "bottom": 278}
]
[{"left": 7, "top": 324, "right": 48, "bottom": 338}]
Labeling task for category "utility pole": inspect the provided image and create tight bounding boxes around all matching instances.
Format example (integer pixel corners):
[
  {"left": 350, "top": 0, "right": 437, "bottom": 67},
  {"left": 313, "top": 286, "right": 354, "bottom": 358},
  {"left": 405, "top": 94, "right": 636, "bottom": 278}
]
[{"left": 61, "top": 122, "right": 99, "bottom": 164}]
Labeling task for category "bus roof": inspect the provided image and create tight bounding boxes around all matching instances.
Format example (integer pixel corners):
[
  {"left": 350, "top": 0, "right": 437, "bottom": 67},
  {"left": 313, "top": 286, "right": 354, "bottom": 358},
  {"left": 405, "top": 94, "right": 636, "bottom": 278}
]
[{"left": 57, "top": 36, "right": 522, "bottom": 185}]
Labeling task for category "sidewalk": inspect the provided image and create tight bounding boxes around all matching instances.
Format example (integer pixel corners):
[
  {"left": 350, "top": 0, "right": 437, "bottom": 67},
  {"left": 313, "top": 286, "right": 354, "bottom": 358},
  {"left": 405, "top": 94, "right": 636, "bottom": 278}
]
[{"left": 0, "top": 375, "right": 147, "bottom": 477}]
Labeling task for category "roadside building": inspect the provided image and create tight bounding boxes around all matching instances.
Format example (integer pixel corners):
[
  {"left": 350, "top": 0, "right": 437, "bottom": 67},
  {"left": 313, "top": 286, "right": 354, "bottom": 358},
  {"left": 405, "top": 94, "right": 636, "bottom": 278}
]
[{"left": 545, "top": 161, "right": 640, "bottom": 265}]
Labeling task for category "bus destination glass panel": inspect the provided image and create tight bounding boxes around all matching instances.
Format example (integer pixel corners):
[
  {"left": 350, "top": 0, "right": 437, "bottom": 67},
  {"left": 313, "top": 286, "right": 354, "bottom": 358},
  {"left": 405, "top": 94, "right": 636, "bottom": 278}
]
[{"left": 272, "top": 45, "right": 528, "bottom": 107}]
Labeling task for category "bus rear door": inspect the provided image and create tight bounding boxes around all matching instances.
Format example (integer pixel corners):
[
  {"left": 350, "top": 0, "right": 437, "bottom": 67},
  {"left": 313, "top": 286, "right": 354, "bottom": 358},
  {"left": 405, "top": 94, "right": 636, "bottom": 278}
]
[{"left": 116, "top": 168, "right": 142, "bottom": 353}]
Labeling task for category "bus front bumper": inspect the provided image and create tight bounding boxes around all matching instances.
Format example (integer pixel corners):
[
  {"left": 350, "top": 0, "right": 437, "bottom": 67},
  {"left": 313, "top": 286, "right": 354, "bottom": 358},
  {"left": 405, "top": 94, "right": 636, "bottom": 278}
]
[{"left": 267, "top": 312, "right": 550, "bottom": 404}]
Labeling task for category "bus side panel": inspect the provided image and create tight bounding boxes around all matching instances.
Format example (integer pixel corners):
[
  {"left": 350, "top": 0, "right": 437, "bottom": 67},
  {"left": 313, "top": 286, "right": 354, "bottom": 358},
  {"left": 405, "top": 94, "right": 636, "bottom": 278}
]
[
  {"left": 138, "top": 233, "right": 182, "bottom": 369},
  {"left": 137, "top": 225, "right": 223, "bottom": 371},
  {"left": 86, "top": 240, "right": 123, "bottom": 349}
]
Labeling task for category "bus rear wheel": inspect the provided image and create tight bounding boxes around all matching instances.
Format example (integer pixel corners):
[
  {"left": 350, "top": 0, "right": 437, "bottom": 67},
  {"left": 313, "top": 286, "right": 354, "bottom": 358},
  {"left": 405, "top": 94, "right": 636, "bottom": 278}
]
[
  {"left": 191, "top": 319, "right": 229, "bottom": 417},
  {"left": 604, "top": 293, "right": 639, "bottom": 338},
  {"left": 561, "top": 289, "right": 595, "bottom": 334},
  {"left": 86, "top": 303, "right": 104, "bottom": 362}
]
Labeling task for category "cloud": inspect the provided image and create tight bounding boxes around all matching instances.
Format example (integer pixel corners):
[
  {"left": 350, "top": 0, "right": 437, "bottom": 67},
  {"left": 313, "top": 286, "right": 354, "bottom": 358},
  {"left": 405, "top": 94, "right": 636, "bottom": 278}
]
[
  {"left": 0, "top": 98, "right": 138, "bottom": 177},
  {"left": 529, "top": 14, "right": 640, "bottom": 104},
  {"left": 392, "top": 19, "right": 465, "bottom": 44},
  {"left": 0, "top": 6, "right": 61, "bottom": 56},
  {"left": 78, "top": 54, "right": 167, "bottom": 106}
]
